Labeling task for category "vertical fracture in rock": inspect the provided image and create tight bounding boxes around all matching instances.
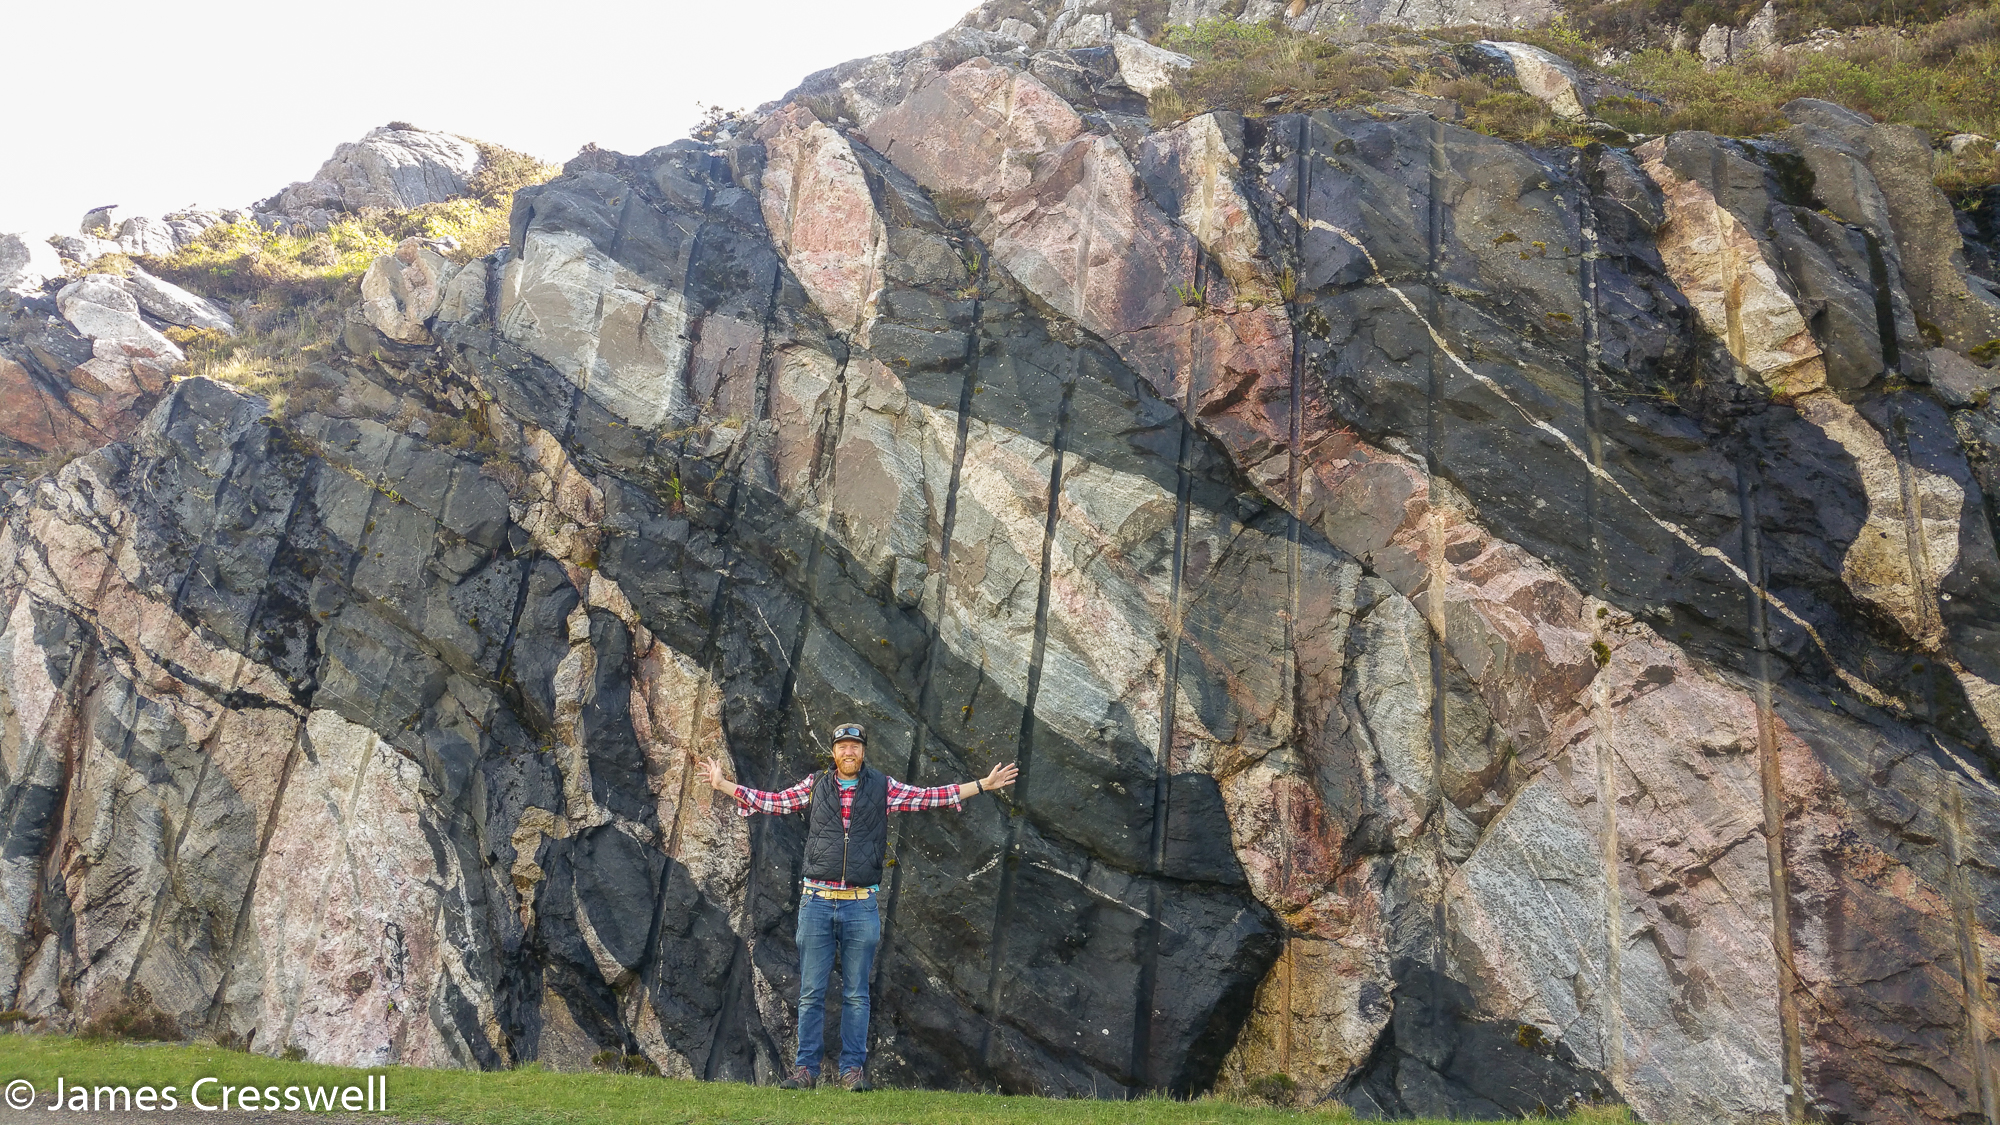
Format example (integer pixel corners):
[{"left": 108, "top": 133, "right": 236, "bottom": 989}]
[
  {"left": 978, "top": 372, "right": 1076, "bottom": 1075},
  {"left": 683, "top": 244, "right": 789, "bottom": 1082},
  {"left": 1422, "top": 114, "right": 1452, "bottom": 993},
  {"left": 1946, "top": 777, "right": 1999, "bottom": 1125},
  {"left": 1739, "top": 468, "right": 1807, "bottom": 1121},
  {"left": 1576, "top": 152, "right": 1627, "bottom": 1095},
  {"left": 981, "top": 142, "right": 1097, "bottom": 1081},
  {"left": 1133, "top": 257, "right": 1200, "bottom": 1092},
  {"left": 1279, "top": 112, "right": 1314, "bottom": 1082},
  {"left": 1886, "top": 402, "right": 1944, "bottom": 646},
  {"left": 875, "top": 242, "right": 986, "bottom": 1005}
]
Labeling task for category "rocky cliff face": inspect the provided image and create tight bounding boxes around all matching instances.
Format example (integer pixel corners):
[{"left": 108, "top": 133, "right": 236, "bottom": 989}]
[{"left": 4, "top": 3, "right": 2000, "bottom": 1121}]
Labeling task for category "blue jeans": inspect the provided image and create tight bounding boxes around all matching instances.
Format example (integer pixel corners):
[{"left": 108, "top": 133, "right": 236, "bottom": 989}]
[{"left": 793, "top": 891, "right": 880, "bottom": 1074}]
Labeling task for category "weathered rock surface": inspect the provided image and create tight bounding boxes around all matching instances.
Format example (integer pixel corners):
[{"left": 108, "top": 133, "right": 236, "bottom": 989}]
[
  {"left": 1137, "top": 0, "right": 1557, "bottom": 37},
  {"left": 263, "top": 125, "right": 483, "bottom": 219},
  {"left": 3, "top": 9, "right": 2000, "bottom": 1125},
  {"left": 1111, "top": 33, "right": 1193, "bottom": 96},
  {"left": 79, "top": 205, "right": 118, "bottom": 236},
  {"left": 49, "top": 234, "right": 124, "bottom": 266},
  {"left": 1949, "top": 132, "right": 1995, "bottom": 157},
  {"left": 114, "top": 267, "right": 237, "bottom": 335},
  {"left": 0, "top": 233, "right": 61, "bottom": 295},
  {"left": 0, "top": 277, "right": 180, "bottom": 459},
  {"left": 1698, "top": 0, "right": 1779, "bottom": 66},
  {"left": 360, "top": 237, "right": 452, "bottom": 344},
  {"left": 1933, "top": 347, "right": 2000, "bottom": 407},
  {"left": 60, "top": 207, "right": 233, "bottom": 262},
  {"left": 1475, "top": 41, "right": 1593, "bottom": 119},
  {"left": 0, "top": 259, "right": 225, "bottom": 463}
]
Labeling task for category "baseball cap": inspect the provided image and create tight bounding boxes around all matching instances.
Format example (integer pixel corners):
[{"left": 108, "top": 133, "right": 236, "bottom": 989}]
[{"left": 832, "top": 723, "right": 867, "bottom": 746}]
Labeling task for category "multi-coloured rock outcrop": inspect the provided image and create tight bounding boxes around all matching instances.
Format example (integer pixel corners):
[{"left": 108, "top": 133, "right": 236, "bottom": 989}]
[{"left": 3, "top": 3, "right": 2000, "bottom": 1121}]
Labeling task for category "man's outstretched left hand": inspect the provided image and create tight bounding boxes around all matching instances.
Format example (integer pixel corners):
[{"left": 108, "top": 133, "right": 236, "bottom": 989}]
[{"left": 979, "top": 761, "right": 1019, "bottom": 792}]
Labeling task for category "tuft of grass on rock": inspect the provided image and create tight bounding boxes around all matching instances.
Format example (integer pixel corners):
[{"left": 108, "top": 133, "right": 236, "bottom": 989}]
[
  {"left": 65, "top": 252, "right": 139, "bottom": 279},
  {"left": 1466, "top": 90, "right": 1566, "bottom": 139},
  {"left": 145, "top": 218, "right": 395, "bottom": 303},
  {"left": 1154, "top": 18, "right": 1390, "bottom": 124}
]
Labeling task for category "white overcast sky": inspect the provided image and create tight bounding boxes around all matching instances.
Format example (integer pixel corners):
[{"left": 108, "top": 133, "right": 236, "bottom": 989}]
[{"left": 3, "top": 0, "right": 973, "bottom": 240}]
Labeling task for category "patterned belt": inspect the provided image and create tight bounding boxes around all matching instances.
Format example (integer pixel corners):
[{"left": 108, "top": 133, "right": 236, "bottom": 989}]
[{"left": 804, "top": 885, "right": 875, "bottom": 900}]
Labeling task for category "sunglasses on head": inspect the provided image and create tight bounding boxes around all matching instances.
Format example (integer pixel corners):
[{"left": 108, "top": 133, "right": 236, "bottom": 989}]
[{"left": 832, "top": 724, "right": 866, "bottom": 744}]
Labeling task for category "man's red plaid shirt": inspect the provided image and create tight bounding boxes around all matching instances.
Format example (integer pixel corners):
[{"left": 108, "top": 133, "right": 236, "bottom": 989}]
[
  {"left": 732, "top": 773, "right": 962, "bottom": 822},
  {"left": 733, "top": 773, "right": 962, "bottom": 890}
]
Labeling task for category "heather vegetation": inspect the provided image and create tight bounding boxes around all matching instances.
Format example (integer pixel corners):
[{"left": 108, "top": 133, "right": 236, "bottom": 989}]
[
  {"left": 1149, "top": 18, "right": 1617, "bottom": 140},
  {"left": 1148, "top": 19, "right": 1400, "bottom": 124},
  {"left": 1148, "top": 2, "right": 2000, "bottom": 190},
  {"left": 1609, "top": 5, "right": 2000, "bottom": 189},
  {"left": 1568, "top": 0, "right": 1978, "bottom": 50}
]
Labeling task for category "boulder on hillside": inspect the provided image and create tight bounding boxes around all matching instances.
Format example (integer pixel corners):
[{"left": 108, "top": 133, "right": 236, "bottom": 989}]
[
  {"left": 0, "top": 276, "right": 184, "bottom": 458},
  {"left": 55, "top": 276, "right": 186, "bottom": 381},
  {"left": 1698, "top": 0, "right": 1779, "bottom": 65},
  {"left": 149, "top": 208, "right": 233, "bottom": 251},
  {"left": 261, "top": 125, "right": 483, "bottom": 221},
  {"left": 110, "top": 215, "right": 180, "bottom": 258},
  {"left": 1048, "top": 7, "right": 1113, "bottom": 46},
  {"left": 1475, "top": 40, "right": 1593, "bottom": 120},
  {"left": 1111, "top": 33, "right": 1193, "bottom": 97},
  {"left": 52, "top": 207, "right": 236, "bottom": 266},
  {"left": 79, "top": 204, "right": 119, "bottom": 236},
  {"left": 0, "top": 233, "right": 61, "bottom": 294},
  {"left": 1948, "top": 132, "right": 1995, "bottom": 156},
  {"left": 360, "top": 237, "right": 452, "bottom": 344},
  {"left": 118, "top": 268, "right": 237, "bottom": 335},
  {"left": 50, "top": 235, "right": 124, "bottom": 266}
]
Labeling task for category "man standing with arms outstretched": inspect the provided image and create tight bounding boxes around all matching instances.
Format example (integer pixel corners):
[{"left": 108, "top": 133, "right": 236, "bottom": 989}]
[{"left": 699, "top": 723, "right": 1018, "bottom": 1092}]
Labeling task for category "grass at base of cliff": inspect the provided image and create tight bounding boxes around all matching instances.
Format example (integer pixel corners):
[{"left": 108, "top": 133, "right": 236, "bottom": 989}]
[{"left": 0, "top": 1035, "right": 1634, "bottom": 1125}]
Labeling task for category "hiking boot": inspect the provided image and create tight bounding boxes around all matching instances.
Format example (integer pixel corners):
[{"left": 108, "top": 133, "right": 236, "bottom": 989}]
[
  {"left": 841, "top": 1066, "right": 872, "bottom": 1092},
  {"left": 778, "top": 1066, "right": 816, "bottom": 1090}
]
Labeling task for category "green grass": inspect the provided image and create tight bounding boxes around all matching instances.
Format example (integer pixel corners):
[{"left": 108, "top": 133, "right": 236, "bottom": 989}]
[
  {"left": 1566, "top": 0, "right": 1983, "bottom": 56},
  {"left": 0, "top": 1034, "right": 1634, "bottom": 1125},
  {"left": 1151, "top": 17, "right": 1608, "bottom": 143},
  {"left": 1152, "top": 19, "right": 1397, "bottom": 125},
  {"left": 1606, "top": 2, "right": 2000, "bottom": 161},
  {"left": 1151, "top": 3, "right": 2000, "bottom": 190},
  {"left": 127, "top": 139, "right": 557, "bottom": 415}
]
